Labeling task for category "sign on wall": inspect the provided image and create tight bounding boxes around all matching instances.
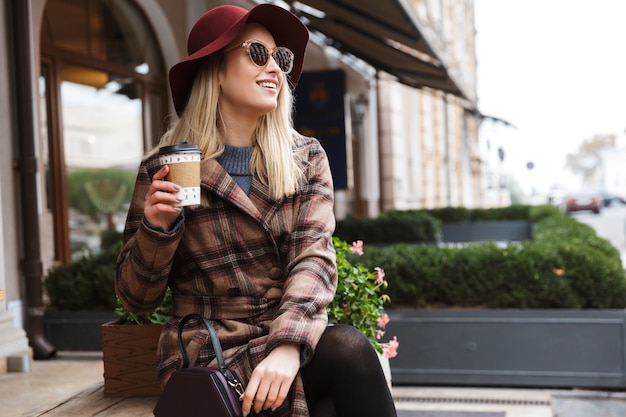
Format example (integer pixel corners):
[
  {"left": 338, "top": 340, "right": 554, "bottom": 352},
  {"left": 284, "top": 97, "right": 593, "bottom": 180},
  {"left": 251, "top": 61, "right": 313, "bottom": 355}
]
[{"left": 294, "top": 70, "right": 348, "bottom": 189}]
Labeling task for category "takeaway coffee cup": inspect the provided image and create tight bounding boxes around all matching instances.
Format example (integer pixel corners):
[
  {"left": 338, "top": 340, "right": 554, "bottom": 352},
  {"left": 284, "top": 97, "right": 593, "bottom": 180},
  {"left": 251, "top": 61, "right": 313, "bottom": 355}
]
[{"left": 158, "top": 142, "right": 201, "bottom": 206}]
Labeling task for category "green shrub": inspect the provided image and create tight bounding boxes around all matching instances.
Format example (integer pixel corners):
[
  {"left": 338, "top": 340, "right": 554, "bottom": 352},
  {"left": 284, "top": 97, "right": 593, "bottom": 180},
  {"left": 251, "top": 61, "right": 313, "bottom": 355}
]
[
  {"left": 45, "top": 242, "right": 121, "bottom": 311},
  {"left": 355, "top": 206, "right": 626, "bottom": 309},
  {"left": 531, "top": 211, "right": 626, "bottom": 308},
  {"left": 335, "top": 212, "right": 439, "bottom": 244},
  {"left": 423, "top": 207, "right": 470, "bottom": 223},
  {"left": 419, "top": 204, "right": 531, "bottom": 223},
  {"left": 44, "top": 239, "right": 176, "bottom": 323},
  {"left": 336, "top": 205, "right": 540, "bottom": 246},
  {"left": 529, "top": 204, "right": 562, "bottom": 222},
  {"left": 115, "top": 288, "right": 173, "bottom": 325},
  {"left": 468, "top": 204, "right": 531, "bottom": 221}
]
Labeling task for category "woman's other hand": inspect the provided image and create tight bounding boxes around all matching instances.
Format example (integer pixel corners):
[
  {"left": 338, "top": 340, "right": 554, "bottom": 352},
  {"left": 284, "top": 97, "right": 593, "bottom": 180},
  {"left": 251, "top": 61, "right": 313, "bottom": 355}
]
[
  {"left": 241, "top": 343, "right": 300, "bottom": 416},
  {"left": 144, "top": 165, "right": 183, "bottom": 230}
]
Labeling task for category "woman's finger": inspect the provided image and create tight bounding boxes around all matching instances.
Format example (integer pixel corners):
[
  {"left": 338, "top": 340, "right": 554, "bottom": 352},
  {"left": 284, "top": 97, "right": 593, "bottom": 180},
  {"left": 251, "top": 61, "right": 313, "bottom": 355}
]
[
  {"left": 143, "top": 165, "right": 184, "bottom": 229},
  {"left": 241, "top": 376, "right": 260, "bottom": 416},
  {"left": 263, "top": 380, "right": 286, "bottom": 411},
  {"left": 150, "top": 167, "right": 180, "bottom": 195},
  {"left": 252, "top": 378, "right": 271, "bottom": 414},
  {"left": 152, "top": 165, "right": 169, "bottom": 181}
]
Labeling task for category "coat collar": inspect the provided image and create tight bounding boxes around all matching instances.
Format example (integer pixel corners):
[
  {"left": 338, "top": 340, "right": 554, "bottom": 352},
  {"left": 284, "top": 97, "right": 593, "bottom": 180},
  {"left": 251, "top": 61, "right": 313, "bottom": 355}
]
[{"left": 200, "top": 158, "right": 283, "bottom": 221}]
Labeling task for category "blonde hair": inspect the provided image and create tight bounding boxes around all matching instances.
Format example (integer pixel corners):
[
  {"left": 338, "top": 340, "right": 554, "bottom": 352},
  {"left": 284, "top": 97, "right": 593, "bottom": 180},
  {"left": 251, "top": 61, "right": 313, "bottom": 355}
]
[{"left": 154, "top": 54, "right": 304, "bottom": 200}]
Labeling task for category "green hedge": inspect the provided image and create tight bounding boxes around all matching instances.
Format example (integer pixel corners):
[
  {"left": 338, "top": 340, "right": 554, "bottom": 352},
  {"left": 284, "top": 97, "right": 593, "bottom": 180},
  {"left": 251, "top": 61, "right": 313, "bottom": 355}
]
[
  {"left": 335, "top": 204, "right": 535, "bottom": 244},
  {"left": 354, "top": 205, "right": 626, "bottom": 309},
  {"left": 45, "top": 204, "right": 626, "bottom": 311},
  {"left": 335, "top": 210, "right": 440, "bottom": 243},
  {"left": 426, "top": 204, "right": 532, "bottom": 222},
  {"left": 44, "top": 243, "right": 121, "bottom": 311}
]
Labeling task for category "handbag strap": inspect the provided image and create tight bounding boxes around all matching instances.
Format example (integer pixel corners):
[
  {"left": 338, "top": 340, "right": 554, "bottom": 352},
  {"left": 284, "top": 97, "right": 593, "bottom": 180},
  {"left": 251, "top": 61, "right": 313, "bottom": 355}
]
[
  {"left": 176, "top": 314, "right": 245, "bottom": 399},
  {"left": 178, "top": 313, "right": 227, "bottom": 371}
]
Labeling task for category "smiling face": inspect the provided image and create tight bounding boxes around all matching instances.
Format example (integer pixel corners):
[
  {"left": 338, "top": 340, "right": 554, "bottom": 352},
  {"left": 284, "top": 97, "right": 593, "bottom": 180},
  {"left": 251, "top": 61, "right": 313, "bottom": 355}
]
[{"left": 218, "top": 23, "right": 285, "bottom": 121}]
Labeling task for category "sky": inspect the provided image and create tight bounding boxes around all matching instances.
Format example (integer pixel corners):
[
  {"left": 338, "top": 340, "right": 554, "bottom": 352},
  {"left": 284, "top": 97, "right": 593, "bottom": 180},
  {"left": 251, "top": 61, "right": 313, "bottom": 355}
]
[{"left": 474, "top": 0, "right": 626, "bottom": 196}]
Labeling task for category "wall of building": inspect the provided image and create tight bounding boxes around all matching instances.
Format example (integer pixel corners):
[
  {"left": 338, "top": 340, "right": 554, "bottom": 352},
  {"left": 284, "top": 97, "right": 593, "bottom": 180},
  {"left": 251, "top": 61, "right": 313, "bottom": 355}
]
[
  {"left": 0, "top": 0, "right": 19, "bottom": 310},
  {"left": 0, "top": 0, "right": 38, "bottom": 368},
  {"left": 376, "top": 0, "right": 481, "bottom": 212},
  {"left": 0, "top": 0, "right": 483, "bottom": 364}
]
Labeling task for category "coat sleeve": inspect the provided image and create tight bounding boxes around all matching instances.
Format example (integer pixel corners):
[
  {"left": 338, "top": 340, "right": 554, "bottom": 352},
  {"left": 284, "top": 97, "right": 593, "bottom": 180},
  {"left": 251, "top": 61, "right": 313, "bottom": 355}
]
[
  {"left": 266, "top": 138, "right": 338, "bottom": 365},
  {"left": 115, "top": 159, "right": 183, "bottom": 315}
]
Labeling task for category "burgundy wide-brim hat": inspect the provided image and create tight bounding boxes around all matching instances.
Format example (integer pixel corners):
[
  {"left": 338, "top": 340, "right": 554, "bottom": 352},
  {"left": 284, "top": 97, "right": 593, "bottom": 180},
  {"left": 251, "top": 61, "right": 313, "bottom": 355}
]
[{"left": 169, "top": 3, "right": 309, "bottom": 116}]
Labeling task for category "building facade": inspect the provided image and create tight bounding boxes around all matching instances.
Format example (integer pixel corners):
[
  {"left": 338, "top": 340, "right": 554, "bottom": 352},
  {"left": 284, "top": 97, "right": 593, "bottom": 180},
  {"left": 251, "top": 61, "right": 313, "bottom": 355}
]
[
  {"left": 376, "top": 0, "right": 480, "bottom": 213},
  {"left": 0, "top": 0, "right": 480, "bottom": 365}
]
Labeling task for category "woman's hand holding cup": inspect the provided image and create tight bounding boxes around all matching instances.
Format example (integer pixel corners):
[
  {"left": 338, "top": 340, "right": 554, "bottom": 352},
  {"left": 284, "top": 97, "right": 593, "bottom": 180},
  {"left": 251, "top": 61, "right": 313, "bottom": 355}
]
[{"left": 145, "top": 165, "right": 184, "bottom": 231}]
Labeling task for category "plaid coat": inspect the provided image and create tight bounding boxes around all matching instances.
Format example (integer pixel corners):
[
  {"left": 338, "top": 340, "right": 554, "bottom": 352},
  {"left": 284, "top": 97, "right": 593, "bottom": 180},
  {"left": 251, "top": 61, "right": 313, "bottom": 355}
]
[{"left": 116, "top": 136, "right": 337, "bottom": 417}]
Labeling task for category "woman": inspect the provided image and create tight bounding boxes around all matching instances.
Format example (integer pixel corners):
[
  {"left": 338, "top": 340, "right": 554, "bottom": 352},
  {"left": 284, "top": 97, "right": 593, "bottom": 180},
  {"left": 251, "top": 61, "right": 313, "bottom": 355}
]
[{"left": 116, "top": 4, "right": 397, "bottom": 417}]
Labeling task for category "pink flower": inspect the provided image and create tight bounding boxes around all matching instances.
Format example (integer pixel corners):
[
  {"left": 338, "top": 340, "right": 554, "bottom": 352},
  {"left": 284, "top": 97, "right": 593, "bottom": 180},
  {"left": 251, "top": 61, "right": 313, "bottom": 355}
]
[
  {"left": 377, "top": 313, "right": 390, "bottom": 329},
  {"left": 376, "top": 329, "right": 384, "bottom": 340},
  {"left": 350, "top": 240, "right": 364, "bottom": 256},
  {"left": 383, "top": 336, "right": 399, "bottom": 359},
  {"left": 373, "top": 267, "right": 385, "bottom": 285}
]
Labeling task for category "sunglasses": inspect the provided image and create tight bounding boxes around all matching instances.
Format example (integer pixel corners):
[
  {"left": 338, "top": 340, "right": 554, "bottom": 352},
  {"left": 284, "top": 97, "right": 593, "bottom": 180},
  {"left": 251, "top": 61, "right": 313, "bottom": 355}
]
[{"left": 225, "top": 40, "right": 294, "bottom": 74}]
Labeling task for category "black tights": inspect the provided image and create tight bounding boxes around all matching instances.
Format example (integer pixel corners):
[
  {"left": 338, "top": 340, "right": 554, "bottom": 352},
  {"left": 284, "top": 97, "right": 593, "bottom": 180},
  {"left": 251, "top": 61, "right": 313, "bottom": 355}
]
[{"left": 300, "top": 325, "right": 397, "bottom": 417}]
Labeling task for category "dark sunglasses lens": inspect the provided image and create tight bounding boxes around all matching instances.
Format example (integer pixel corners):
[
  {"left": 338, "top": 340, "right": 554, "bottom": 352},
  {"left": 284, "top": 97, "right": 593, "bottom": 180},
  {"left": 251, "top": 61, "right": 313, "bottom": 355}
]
[
  {"left": 274, "top": 48, "right": 293, "bottom": 73},
  {"left": 248, "top": 42, "right": 269, "bottom": 66}
]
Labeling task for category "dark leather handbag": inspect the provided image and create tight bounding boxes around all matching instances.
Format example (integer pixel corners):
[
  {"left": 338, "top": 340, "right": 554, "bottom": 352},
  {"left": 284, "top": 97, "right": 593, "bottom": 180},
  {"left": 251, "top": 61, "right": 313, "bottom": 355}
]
[{"left": 153, "top": 314, "right": 245, "bottom": 417}]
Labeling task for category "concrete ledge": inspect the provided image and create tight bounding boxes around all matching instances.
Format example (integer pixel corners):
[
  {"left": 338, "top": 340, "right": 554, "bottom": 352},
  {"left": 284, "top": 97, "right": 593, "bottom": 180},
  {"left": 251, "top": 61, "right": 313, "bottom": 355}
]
[{"left": 393, "top": 387, "right": 552, "bottom": 417}]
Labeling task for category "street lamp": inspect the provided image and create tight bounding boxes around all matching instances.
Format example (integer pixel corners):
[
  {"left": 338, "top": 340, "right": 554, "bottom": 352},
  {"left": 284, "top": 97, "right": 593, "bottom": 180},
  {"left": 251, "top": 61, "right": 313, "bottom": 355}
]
[
  {"left": 350, "top": 93, "right": 369, "bottom": 216},
  {"left": 351, "top": 93, "right": 368, "bottom": 126}
]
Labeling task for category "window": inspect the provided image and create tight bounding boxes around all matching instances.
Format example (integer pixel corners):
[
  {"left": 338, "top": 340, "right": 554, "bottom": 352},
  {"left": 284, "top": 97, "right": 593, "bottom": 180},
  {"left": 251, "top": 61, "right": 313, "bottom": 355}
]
[{"left": 41, "top": 0, "right": 166, "bottom": 262}]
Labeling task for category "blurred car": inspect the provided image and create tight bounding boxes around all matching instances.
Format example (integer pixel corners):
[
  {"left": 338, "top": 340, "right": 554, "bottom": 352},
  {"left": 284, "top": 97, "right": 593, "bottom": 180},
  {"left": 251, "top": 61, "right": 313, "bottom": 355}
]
[{"left": 565, "top": 191, "right": 602, "bottom": 214}]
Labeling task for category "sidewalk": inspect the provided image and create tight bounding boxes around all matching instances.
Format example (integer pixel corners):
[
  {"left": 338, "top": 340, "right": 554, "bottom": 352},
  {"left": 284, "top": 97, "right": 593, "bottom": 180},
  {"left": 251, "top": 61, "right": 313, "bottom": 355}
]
[
  {"left": 2, "top": 352, "right": 626, "bottom": 416},
  {"left": 0, "top": 351, "right": 104, "bottom": 417}
]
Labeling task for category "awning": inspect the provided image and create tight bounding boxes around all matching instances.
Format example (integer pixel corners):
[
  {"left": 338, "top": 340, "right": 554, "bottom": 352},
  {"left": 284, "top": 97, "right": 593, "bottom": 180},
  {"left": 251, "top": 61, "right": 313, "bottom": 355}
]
[{"left": 283, "top": 0, "right": 468, "bottom": 100}]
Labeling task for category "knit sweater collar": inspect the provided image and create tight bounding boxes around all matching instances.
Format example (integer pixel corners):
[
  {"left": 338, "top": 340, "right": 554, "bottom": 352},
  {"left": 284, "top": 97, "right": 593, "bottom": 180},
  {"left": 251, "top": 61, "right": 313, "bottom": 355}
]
[{"left": 216, "top": 145, "right": 253, "bottom": 175}]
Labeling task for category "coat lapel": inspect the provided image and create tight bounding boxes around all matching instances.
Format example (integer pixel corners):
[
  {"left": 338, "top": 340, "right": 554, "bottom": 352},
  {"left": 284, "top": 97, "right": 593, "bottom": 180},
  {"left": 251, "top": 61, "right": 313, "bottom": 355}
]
[{"left": 200, "top": 158, "right": 283, "bottom": 223}]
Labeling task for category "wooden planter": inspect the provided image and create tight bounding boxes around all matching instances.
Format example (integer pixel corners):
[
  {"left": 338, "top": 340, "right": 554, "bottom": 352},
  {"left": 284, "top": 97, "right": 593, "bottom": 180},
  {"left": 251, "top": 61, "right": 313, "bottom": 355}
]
[{"left": 101, "top": 321, "right": 164, "bottom": 397}]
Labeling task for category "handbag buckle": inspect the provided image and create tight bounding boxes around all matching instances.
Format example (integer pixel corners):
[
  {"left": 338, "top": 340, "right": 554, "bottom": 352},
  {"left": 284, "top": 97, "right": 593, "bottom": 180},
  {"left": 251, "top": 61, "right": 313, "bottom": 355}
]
[{"left": 229, "top": 379, "right": 245, "bottom": 400}]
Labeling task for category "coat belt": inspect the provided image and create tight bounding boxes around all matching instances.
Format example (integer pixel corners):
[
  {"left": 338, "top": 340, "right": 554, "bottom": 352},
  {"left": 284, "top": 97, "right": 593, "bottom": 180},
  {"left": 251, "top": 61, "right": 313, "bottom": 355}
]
[{"left": 172, "top": 294, "right": 280, "bottom": 319}]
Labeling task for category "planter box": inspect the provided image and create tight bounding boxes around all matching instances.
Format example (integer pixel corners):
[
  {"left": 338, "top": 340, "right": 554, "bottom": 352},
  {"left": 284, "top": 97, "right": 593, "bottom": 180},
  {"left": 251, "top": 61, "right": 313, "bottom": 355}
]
[
  {"left": 440, "top": 220, "right": 533, "bottom": 243},
  {"left": 387, "top": 309, "right": 626, "bottom": 389},
  {"left": 44, "top": 311, "right": 118, "bottom": 350},
  {"left": 101, "top": 321, "right": 164, "bottom": 397}
]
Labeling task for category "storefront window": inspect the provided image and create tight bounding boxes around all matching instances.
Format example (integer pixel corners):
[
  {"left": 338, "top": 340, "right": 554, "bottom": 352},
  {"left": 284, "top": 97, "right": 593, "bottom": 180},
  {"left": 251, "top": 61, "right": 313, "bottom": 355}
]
[
  {"left": 41, "top": 0, "right": 166, "bottom": 262},
  {"left": 61, "top": 72, "right": 144, "bottom": 257}
]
